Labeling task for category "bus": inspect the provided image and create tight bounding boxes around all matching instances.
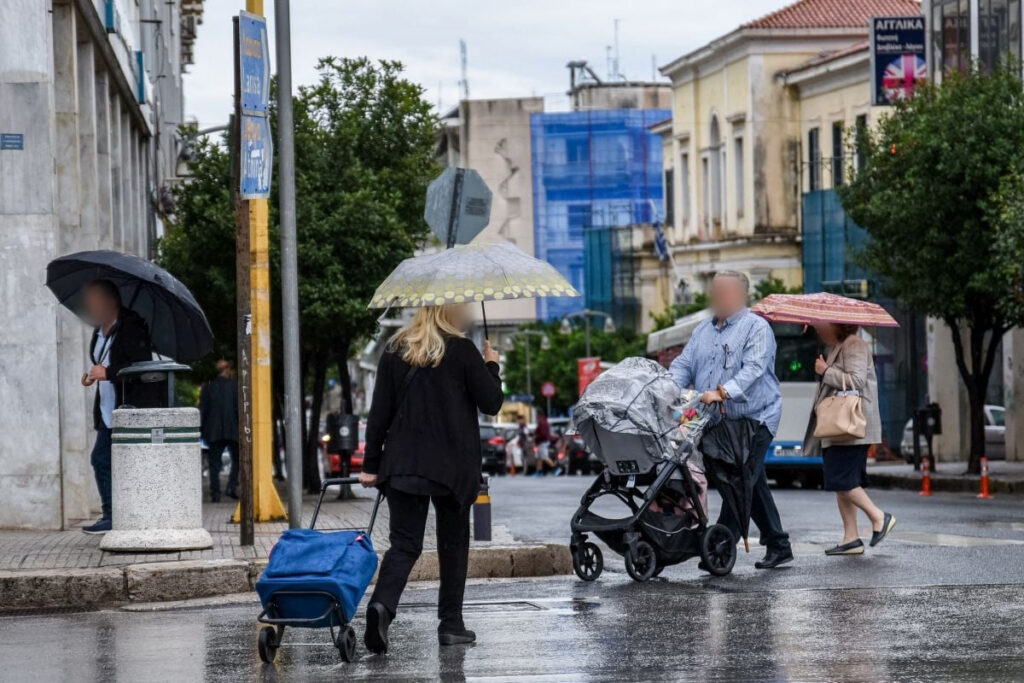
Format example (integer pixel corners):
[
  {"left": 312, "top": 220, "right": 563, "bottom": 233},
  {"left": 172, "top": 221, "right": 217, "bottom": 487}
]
[{"left": 647, "top": 311, "right": 821, "bottom": 488}]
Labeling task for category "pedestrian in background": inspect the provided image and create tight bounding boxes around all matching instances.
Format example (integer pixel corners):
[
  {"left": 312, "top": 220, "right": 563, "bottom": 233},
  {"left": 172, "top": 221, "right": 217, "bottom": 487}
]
[
  {"left": 804, "top": 323, "right": 896, "bottom": 555},
  {"left": 533, "top": 408, "right": 560, "bottom": 476},
  {"left": 80, "top": 279, "right": 155, "bottom": 534},
  {"left": 200, "top": 359, "right": 239, "bottom": 503},
  {"left": 359, "top": 304, "right": 503, "bottom": 653},
  {"left": 669, "top": 271, "right": 794, "bottom": 569}
]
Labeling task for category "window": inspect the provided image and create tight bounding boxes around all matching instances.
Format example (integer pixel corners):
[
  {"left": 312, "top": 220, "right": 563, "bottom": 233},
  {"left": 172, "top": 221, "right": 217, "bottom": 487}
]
[
  {"left": 932, "top": 0, "right": 971, "bottom": 77},
  {"left": 808, "top": 127, "right": 821, "bottom": 191},
  {"left": 854, "top": 115, "right": 868, "bottom": 173},
  {"left": 734, "top": 136, "right": 744, "bottom": 217},
  {"left": 980, "top": 0, "right": 1022, "bottom": 70},
  {"left": 567, "top": 204, "right": 591, "bottom": 241},
  {"left": 701, "top": 156, "right": 710, "bottom": 231},
  {"left": 831, "top": 122, "right": 844, "bottom": 187},
  {"left": 680, "top": 151, "right": 690, "bottom": 225},
  {"left": 663, "top": 168, "right": 674, "bottom": 226}
]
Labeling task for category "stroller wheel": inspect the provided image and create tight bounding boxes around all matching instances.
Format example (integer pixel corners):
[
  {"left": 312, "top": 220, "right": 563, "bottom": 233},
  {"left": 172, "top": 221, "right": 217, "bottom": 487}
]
[
  {"left": 700, "top": 524, "right": 737, "bottom": 576},
  {"left": 651, "top": 564, "right": 665, "bottom": 578},
  {"left": 573, "top": 542, "right": 603, "bottom": 581},
  {"left": 258, "top": 626, "right": 279, "bottom": 663},
  {"left": 625, "top": 541, "right": 657, "bottom": 582},
  {"left": 336, "top": 624, "right": 357, "bottom": 662}
]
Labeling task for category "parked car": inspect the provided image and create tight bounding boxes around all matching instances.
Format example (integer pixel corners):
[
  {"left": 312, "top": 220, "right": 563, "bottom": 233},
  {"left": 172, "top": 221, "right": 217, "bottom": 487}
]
[
  {"left": 900, "top": 405, "right": 1005, "bottom": 460},
  {"left": 480, "top": 422, "right": 515, "bottom": 475}
]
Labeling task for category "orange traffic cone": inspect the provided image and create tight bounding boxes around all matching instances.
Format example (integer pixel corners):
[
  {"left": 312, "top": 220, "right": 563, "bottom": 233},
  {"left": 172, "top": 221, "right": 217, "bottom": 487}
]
[
  {"left": 977, "top": 456, "right": 993, "bottom": 499},
  {"left": 919, "top": 457, "right": 933, "bottom": 497}
]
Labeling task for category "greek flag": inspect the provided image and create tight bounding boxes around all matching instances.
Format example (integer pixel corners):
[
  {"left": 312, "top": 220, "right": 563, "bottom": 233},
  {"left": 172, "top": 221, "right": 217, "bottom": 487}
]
[{"left": 653, "top": 221, "right": 670, "bottom": 262}]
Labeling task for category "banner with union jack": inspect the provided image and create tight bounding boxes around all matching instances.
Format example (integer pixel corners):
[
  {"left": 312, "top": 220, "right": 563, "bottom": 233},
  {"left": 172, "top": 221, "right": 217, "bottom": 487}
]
[{"left": 871, "top": 16, "right": 927, "bottom": 106}]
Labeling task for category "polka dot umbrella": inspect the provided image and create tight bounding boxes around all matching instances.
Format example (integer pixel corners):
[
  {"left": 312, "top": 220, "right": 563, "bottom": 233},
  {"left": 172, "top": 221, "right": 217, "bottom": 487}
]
[{"left": 369, "top": 242, "right": 580, "bottom": 335}]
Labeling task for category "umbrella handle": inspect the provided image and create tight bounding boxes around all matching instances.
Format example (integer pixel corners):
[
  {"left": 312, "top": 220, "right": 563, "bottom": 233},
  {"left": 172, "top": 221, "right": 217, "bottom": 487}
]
[
  {"left": 481, "top": 301, "right": 489, "bottom": 340},
  {"left": 743, "top": 537, "right": 750, "bottom": 553}
]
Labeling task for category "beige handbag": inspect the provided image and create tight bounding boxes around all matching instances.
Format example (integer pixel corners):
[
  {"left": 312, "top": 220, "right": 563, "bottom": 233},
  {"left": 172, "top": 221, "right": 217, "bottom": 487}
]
[{"left": 813, "top": 374, "right": 867, "bottom": 440}]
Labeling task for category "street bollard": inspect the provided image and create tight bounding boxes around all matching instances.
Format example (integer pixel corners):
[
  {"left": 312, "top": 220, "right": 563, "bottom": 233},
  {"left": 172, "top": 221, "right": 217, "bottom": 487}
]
[
  {"left": 977, "top": 456, "right": 993, "bottom": 499},
  {"left": 100, "top": 408, "right": 213, "bottom": 552},
  {"left": 919, "top": 456, "right": 933, "bottom": 497},
  {"left": 473, "top": 476, "right": 491, "bottom": 542}
]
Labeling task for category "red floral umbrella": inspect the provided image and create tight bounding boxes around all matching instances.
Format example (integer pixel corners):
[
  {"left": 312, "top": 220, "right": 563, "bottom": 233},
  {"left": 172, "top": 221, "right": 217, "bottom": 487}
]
[{"left": 751, "top": 292, "right": 899, "bottom": 328}]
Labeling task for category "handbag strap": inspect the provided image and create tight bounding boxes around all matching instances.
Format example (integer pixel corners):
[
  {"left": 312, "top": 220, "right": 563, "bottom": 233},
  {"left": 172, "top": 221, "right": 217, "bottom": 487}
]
[{"left": 388, "top": 364, "right": 419, "bottom": 432}]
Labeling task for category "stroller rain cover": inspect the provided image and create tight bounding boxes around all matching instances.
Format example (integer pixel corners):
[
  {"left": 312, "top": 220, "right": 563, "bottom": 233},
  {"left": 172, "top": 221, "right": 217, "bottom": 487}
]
[{"left": 572, "top": 357, "right": 687, "bottom": 462}]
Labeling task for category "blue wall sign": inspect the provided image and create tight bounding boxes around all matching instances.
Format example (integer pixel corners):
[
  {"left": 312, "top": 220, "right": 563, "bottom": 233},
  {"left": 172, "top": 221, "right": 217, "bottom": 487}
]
[
  {"left": 240, "top": 115, "right": 273, "bottom": 198},
  {"left": 238, "top": 11, "right": 270, "bottom": 114},
  {"left": 870, "top": 16, "right": 927, "bottom": 106},
  {"left": 1, "top": 134, "right": 24, "bottom": 150}
]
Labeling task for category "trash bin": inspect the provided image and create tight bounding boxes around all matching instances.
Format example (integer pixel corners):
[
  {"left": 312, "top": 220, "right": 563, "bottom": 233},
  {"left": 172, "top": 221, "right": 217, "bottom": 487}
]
[
  {"left": 99, "top": 405, "right": 213, "bottom": 552},
  {"left": 115, "top": 360, "right": 192, "bottom": 408}
]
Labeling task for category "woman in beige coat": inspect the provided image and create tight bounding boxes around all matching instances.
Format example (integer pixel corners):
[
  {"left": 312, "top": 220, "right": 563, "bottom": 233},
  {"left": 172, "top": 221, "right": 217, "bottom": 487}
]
[{"left": 803, "top": 323, "right": 896, "bottom": 555}]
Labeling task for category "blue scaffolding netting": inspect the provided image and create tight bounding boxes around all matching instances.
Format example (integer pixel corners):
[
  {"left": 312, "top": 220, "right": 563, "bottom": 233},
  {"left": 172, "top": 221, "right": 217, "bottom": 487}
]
[{"left": 530, "top": 109, "right": 669, "bottom": 321}]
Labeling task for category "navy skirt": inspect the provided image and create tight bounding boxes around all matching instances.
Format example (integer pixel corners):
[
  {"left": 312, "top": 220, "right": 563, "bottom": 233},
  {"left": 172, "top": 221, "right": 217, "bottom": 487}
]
[{"left": 822, "top": 444, "right": 869, "bottom": 492}]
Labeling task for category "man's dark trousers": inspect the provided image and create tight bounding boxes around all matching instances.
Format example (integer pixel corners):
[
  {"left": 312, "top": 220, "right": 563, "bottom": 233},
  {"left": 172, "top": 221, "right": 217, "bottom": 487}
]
[
  {"left": 715, "top": 424, "right": 791, "bottom": 552},
  {"left": 90, "top": 428, "right": 113, "bottom": 520},
  {"left": 370, "top": 487, "right": 470, "bottom": 632},
  {"left": 207, "top": 440, "right": 239, "bottom": 498}
]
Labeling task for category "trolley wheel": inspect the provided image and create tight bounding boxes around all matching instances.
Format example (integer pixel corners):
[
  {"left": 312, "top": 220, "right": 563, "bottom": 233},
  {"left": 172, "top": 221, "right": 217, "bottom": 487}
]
[
  {"left": 336, "top": 625, "right": 357, "bottom": 662},
  {"left": 700, "top": 524, "right": 737, "bottom": 576},
  {"left": 572, "top": 541, "right": 603, "bottom": 582},
  {"left": 258, "top": 626, "right": 279, "bottom": 663},
  {"left": 625, "top": 540, "right": 657, "bottom": 582}
]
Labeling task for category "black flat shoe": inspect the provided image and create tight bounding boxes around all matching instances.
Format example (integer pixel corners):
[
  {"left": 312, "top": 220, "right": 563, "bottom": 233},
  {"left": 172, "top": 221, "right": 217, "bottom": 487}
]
[
  {"left": 364, "top": 601, "right": 391, "bottom": 654},
  {"left": 438, "top": 629, "right": 476, "bottom": 646},
  {"left": 825, "top": 539, "right": 865, "bottom": 555},
  {"left": 755, "top": 549, "right": 794, "bottom": 569},
  {"left": 870, "top": 513, "right": 896, "bottom": 547}
]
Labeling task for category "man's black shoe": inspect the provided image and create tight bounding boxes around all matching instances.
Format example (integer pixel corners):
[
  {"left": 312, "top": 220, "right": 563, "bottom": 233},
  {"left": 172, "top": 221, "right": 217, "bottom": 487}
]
[
  {"left": 438, "top": 629, "right": 476, "bottom": 646},
  {"left": 225, "top": 489, "right": 239, "bottom": 500},
  {"left": 364, "top": 601, "right": 391, "bottom": 654},
  {"left": 211, "top": 494, "right": 221, "bottom": 503},
  {"left": 755, "top": 549, "right": 794, "bottom": 569}
]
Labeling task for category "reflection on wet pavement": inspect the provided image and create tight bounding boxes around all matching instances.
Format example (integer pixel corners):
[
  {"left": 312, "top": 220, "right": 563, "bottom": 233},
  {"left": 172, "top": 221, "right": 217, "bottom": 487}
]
[{"left": 3, "top": 576, "right": 1024, "bottom": 682}]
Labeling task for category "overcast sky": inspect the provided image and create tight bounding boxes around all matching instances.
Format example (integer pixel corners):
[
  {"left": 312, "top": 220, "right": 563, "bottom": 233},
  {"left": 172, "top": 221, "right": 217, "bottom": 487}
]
[{"left": 183, "top": 0, "right": 787, "bottom": 129}]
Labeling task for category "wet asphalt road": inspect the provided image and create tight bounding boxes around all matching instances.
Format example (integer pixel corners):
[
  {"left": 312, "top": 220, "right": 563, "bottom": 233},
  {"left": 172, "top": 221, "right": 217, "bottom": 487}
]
[{"left": 3, "top": 479, "right": 1024, "bottom": 682}]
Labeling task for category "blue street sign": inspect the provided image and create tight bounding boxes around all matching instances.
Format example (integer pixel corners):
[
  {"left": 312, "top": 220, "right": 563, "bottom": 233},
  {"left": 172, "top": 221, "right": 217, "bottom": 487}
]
[
  {"left": 240, "top": 114, "right": 273, "bottom": 199},
  {"left": 0, "top": 133, "right": 24, "bottom": 150},
  {"left": 238, "top": 11, "right": 270, "bottom": 114}
]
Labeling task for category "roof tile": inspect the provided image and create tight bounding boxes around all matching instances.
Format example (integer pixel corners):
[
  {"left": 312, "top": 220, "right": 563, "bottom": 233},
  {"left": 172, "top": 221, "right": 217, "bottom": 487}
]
[{"left": 743, "top": 0, "right": 921, "bottom": 30}]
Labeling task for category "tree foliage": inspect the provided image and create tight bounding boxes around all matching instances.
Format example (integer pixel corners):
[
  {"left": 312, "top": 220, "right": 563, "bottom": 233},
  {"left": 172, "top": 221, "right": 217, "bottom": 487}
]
[
  {"left": 161, "top": 58, "right": 437, "bottom": 490},
  {"left": 502, "top": 320, "right": 647, "bottom": 415},
  {"left": 837, "top": 62, "right": 1024, "bottom": 471}
]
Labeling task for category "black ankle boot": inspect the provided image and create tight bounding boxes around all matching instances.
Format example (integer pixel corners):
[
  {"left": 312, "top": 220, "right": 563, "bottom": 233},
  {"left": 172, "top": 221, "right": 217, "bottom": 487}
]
[{"left": 364, "top": 601, "right": 391, "bottom": 654}]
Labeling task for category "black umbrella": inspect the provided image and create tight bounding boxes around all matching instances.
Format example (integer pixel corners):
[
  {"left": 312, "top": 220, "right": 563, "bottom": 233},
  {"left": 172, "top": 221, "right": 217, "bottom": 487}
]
[
  {"left": 700, "top": 417, "right": 760, "bottom": 552},
  {"left": 46, "top": 250, "right": 214, "bottom": 362}
]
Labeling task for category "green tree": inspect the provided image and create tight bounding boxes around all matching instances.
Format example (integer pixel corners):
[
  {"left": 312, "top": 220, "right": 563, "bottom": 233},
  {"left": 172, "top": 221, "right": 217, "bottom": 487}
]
[
  {"left": 649, "top": 293, "right": 708, "bottom": 332},
  {"left": 752, "top": 276, "right": 801, "bottom": 300},
  {"left": 161, "top": 58, "right": 436, "bottom": 490},
  {"left": 837, "top": 62, "right": 1024, "bottom": 472},
  {"left": 503, "top": 320, "right": 647, "bottom": 414}
]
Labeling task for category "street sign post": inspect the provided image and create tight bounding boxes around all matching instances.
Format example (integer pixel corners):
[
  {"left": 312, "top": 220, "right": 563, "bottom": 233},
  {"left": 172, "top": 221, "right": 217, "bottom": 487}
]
[
  {"left": 238, "top": 11, "right": 270, "bottom": 115},
  {"left": 541, "top": 381, "right": 556, "bottom": 417},
  {"left": 240, "top": 114, "right": 273, "bottom": 198},
  {"left": 424, "top": 167, "right": 492, "bottom": 247},
  {"left": 577, "top": 358, "right": 602, "bottom": 397}
]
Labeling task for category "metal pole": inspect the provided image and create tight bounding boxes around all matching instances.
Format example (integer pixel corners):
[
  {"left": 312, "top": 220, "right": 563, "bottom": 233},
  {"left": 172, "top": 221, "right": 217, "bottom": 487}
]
[
  {"left": 275, "top": 0, "right": 303, "bottom": 527},
  {"left": 585, "top": 313, "right": 592, "bottom": 358}
]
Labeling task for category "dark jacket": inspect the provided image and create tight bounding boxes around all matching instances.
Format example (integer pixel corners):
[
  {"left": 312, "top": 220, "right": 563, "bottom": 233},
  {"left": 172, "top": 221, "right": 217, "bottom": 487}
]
[
  {"left": 90, "top": 309, "right": 157, "bottom": 430},
  {"left": 200, "top": 376, "right": 239, "bottom": 444},
  {"left": 363, "top": 336, "right": 503, "bottom": 508}
]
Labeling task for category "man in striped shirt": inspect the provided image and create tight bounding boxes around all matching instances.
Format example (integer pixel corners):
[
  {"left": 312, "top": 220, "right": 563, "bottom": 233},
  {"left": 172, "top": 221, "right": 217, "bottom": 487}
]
[{"left": 670, "top": 271, "right": 793, "bottom": 569}]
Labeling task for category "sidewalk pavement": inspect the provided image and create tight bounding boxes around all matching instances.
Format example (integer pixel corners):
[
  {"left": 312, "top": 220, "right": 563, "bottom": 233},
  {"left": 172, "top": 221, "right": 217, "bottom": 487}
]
[
  {"left": 868, "top": 459, "right": 1024, "bottom": 494},
  {"left": 0, "top": 491, "right": 569, "bottom": 612}
]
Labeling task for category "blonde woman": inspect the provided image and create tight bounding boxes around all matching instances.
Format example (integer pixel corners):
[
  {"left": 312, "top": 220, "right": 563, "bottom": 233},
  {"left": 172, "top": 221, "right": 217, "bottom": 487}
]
[
  {"left": 359, "top": 304, "right": 503, "bottom": 653},
  {"left": 804, "top": 323, "right": 895, "bottom": 556}
]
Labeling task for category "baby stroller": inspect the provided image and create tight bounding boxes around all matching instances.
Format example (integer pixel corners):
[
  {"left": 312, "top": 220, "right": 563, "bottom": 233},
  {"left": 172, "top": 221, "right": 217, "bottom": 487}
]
[
  {"left": 255, "top": 477, "right": 381, "bottom": 663},
  {"left": 569, "top": 358, "right": 737, "bottom": 582}
]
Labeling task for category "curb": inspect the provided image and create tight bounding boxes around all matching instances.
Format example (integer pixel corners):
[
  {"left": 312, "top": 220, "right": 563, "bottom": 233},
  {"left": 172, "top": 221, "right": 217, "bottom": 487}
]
[
  {"left": 0, "top": 544, "right": 571, "bottom": 612},
  {"left": 867, "top": 472, "right": 1024, "bottom": 495}
]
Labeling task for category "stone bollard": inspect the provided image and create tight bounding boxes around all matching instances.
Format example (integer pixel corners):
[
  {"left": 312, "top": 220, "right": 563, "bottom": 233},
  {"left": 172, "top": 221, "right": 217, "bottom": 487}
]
[{"left": 100, "top": 407, "right": 213, "bottom": 552}]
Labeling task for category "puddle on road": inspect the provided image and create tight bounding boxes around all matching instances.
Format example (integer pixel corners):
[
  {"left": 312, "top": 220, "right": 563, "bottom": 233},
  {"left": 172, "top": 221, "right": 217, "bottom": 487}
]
[
  {"left": 883, "top": 531, "right": 1024, "bottom": 547},
  {"left": 399, "top": 598, "right": 599, "bottom": 614}
]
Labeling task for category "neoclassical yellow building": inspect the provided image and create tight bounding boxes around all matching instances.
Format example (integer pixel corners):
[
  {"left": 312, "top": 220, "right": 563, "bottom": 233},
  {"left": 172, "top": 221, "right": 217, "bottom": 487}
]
[{"left": 655, "top": 0, "right": 921, "bottom": 299}]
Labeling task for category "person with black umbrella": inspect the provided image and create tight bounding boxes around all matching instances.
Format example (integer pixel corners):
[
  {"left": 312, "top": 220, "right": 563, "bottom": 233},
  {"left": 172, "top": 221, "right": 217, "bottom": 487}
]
[
  {"left": 668, "top": 271, "right": 793, "bottom": 569},
  {"left": 80, "top": 280, "right": 158, "bottom": 534}
]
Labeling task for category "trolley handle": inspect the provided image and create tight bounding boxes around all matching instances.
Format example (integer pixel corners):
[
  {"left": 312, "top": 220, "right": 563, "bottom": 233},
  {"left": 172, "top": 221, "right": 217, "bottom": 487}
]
[{"left": 310, "top": 477, "right": 383, "bottom": 536}]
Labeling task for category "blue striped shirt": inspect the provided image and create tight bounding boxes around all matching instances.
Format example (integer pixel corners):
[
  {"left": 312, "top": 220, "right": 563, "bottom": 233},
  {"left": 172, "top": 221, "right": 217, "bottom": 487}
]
[{"left": 669, "top": 308, "right": 782, "bottom": 435}]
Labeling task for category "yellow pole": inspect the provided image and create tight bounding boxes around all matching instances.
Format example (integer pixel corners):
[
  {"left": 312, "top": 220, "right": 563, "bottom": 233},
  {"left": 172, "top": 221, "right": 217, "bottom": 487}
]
[{"left": 235, "top": 0, "right": 286, "bottom": 523}]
